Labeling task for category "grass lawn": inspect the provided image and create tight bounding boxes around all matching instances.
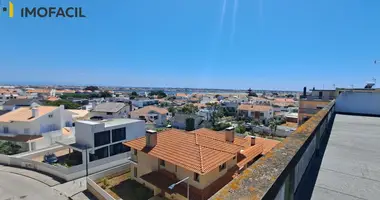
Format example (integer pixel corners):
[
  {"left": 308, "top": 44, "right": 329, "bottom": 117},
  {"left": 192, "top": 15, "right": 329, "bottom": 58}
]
[{"left": 97, "top": 172, "right": 154, "bottom": 200}]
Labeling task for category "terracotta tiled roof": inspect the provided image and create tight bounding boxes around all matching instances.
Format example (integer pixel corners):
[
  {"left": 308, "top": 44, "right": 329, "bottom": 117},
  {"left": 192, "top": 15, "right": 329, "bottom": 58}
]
[
  {"left": 124, "top": 128, "right": 244, "bottom": 174},
  {"left": 238, "top": 104, "right": 272, "bottom": 112},
  {"left": 124, "top": 128, "right": 280, "bottom": 174},
  {"left": 0, "top": 106, "right": 58, "bottom": 122},
  {"left": 237, "top": 143, "right": 263, "bottom": 169},
  {"left": 27, "top": 89, "right": 50, "bottom": 94},
  {"left": 274, "top": 98, "right": 295, "bottom": 104},
  {"left": 130, "top": 106, "right": 168, "bottom": 115},
  {"left": 255, "top": 137, "right": 281, "bottom": 154},
  {"left": 176, "top": 93, "right": 188, "bottom": 97},
  {"left": 46, "top": 96, "right": 59, "bottom": 101}
]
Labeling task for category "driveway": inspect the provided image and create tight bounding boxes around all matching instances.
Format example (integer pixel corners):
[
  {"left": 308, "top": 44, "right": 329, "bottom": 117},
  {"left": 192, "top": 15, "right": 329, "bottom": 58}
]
[{"left": 0, "top": 171, "right": 68, "bottom": 200}]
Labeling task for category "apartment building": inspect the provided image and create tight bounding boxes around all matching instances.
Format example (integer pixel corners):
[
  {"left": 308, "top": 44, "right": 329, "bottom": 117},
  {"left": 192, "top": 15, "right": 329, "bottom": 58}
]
[
  {"left": 88, "top": 102, "right": 129, "bottom": 120},
  {"left": 130, "top": 106, "right": 168, "bottom": 127},
  {"left": 298, "top": 88, "right": 335, "bottom": 125},
  {"left": 124, "top": 128, "right": 279, "bottom": 200},
  {"left": 75, "top": 118, "right": 145, "bottom": 163},
  {"left": 0, "top": 105, "right": 74, "bottom": 151},
  {"left": 237, "top": 104, "right": 274, "bottom": 124}
]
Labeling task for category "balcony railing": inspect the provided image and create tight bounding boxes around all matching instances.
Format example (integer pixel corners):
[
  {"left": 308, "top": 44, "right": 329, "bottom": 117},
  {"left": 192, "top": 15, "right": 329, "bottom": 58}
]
[{"left": 210, "top": 100, "right": 336, "bottom": 200}]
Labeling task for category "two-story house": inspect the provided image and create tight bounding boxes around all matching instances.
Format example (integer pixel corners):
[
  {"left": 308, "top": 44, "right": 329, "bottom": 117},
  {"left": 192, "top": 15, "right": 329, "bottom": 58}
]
[
  {"left": 237, "top": 104, "right": 274, "bottom": 124},
  {"left": 88, "top": 102, "right": 129, "bottom": 120},
  {"left": 0, "top": 105, "right": 74, "bottom": 152},
  {"left": 124, "top": 127, "right": 280, "bottom": 200},
  {"left": 129, "top": 106, "right": 168, "bottom": 127}
]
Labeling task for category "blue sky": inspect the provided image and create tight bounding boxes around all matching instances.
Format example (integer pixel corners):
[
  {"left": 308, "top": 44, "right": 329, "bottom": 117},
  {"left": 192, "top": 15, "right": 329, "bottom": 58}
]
[{"left": 1, "top": 0, "right": 380, "bottom": 91}]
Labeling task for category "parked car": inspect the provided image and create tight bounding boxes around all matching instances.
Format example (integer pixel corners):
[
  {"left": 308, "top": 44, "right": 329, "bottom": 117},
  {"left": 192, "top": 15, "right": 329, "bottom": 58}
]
[{"left": 43, "top": 153, "right": 58, "bottom": 164}]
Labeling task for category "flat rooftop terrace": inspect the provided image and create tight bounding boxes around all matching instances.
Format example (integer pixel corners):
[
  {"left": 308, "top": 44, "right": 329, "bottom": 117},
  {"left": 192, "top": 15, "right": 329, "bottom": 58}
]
[{"left": 311, "top": 114, "right": 380, "bottom": 200}]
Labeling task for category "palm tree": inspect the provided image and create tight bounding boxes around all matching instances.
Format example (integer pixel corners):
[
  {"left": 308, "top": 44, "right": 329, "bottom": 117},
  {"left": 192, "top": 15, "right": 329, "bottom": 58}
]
[{"left": 268, "top": 118, "right": 278, "bottom": 138}]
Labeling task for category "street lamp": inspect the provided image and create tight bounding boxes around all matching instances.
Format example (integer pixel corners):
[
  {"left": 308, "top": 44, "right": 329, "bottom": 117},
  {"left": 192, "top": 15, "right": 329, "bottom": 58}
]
[{"left": 168, "top": 177, "right": 189, "bottom": 199}]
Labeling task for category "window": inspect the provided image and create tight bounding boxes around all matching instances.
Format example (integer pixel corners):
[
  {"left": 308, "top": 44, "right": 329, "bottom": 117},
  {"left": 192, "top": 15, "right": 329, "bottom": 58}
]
[
  {"left": 134, "top": 167, "right": 138, "bottom": 178},
  {"left": 110, "top": 143, "right": 130, "bottom": 156},
  {"left": 65, "top": 121, "right": 71, "bottom": 127},
  {"left": 48, "top": 114, "right": 53, "bottom": 118},
  {"left": 133, "top": 149, "right": 137, "bottom": 156},
  {"left": 24, "top": 128, "right": 30, "bottom": 134},
  {"left": 219, "top": 162, "right": 226, "bottom": 172},
  {"left": 3, "top": 127, "right": 9, "bottom": 133},
  {"left": 94, "top": 130, "right": 110, "bottom": 147},
  {"left": 260, "top": 112, "right": 264, "bottom": 117},
  {"left": 112, "top": 128, "right": 126, "bottom": 142},
  {"left": 106, "top": 112, "right": 113, "bottom": 115},
  {"left": 89, "top": 146, "right": 109, "bottom": 162},
  {"left": 194, "top": 173, "right": 200, "bottom": 182},
  {"left": 160, "top": 159, "right": 165, "bottom": 167}
]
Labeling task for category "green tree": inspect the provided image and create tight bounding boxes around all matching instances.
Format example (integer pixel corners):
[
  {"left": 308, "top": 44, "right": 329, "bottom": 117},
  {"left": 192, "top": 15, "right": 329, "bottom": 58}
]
[
  {"left": 268, "top": 118, "right": 278, "bottom": 138},
  {"left": 100, "top": 91, "right": 112, "bottom": 98},
  {"left": 248, "top": 92, "right": 258, "bottom": 97},
  {"left": 45, "top": 100, "right": 81, "bottom": 109},
  {"left": 206, "top": 102, "right": 224, "bottom": 128},
  {"left": 131, "top": 91, "right": 138, "bottom": 96},
  {"left": 235, "top": 125, "right": 246, "bottom": 134},
  {"left": 180, "top": 104, "right": 198, "bottom": 114},
  {"left": 149, "top": 90, "right": 167, "bottom": 98},
  {"left": 84, "top": 86, "right": 99, "bottom": 91},
  {"left": 252, "top": 119, "right": 261, "bottom": 126},
  {"left": 0, "top": 141, "right": 23, "bottom": 155}
]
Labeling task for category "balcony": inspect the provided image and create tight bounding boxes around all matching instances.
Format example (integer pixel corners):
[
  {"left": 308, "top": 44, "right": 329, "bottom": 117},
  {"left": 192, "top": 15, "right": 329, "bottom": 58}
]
[{"left": 211, "top": 91, "right": 380, "bottom": 200}]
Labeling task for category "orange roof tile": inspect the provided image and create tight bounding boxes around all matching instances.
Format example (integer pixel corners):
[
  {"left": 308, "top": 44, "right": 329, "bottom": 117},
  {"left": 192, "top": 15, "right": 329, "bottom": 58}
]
[
  {"left": 176, "top": 93, "right": 188, "bottom": 97},
  {"left": 0, "top": 106, "right": 58, "bottom": 122},
  {"left": 27, "top": 89, "right": 50, "bottom": 94},
  {"left": 124, "top": 128, "right": 244, "bottom": 174},
  {"left": 238, "top": 104, "right": 272, "bottom": 112},
  {"left": 274, "top": 98, "right": 295, "bottom": 103},
  {"left": 237, "top": 143, "right": 263, "bottom": 169},
  {"left": 46, "top": 96, "right": 59, "bottom": 101},
  {"left": 255, "top": 137, "right": 281, "bottom": 154},
  {"left": 130, "top": 106, "right": 168, "bottom": 115},
  {"left": 124, "top": 128, "right": 280, "bottom": 175}
]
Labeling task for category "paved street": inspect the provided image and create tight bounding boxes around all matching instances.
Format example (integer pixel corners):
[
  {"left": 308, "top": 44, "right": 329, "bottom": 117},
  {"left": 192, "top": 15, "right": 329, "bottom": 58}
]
[{"left": 0, "top": 171, "right": 68, "bottom": 200}]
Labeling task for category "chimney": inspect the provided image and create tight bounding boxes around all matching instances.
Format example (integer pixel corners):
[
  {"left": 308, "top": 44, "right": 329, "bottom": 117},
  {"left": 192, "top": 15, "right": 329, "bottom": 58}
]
[
  {"left": 32, "top": 107, "right": 39, "bottom": 118},
  {"left": 225, "top": 127, "right": 235, "bottom": 143},
  {"left": 146, "top": 130, "right": 157, "bottom": 148},
  {"left": 303, "top": 87, "right": 307, "bottom": 97},
  {"left": 250, "top": 136, "right": 256, "bottom": 146}
]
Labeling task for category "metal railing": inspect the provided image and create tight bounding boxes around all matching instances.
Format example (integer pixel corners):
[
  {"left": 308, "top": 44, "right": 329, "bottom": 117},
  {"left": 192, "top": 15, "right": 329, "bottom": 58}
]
[{"left": 210, "top": 100, "right": 336, "bottom": 200}]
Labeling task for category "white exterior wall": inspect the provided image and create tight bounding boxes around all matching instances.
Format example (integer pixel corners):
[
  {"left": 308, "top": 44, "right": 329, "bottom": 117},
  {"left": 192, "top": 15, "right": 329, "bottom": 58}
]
[
  {"left": 0, "top": 106, "right": 72, "bottom": 135},
  {"left": 335, "top": 92, "right": 380, "bottom": 115}
]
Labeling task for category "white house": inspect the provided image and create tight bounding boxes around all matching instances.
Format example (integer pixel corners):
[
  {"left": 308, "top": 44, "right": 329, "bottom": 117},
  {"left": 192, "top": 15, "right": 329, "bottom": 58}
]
[
  {"left": 0, "top": 105, "right": 74, "bottom": 151},
  {"left": 237, "top": 104, "right": 274, "bottom": 124},
  {"left": 88, "top": 102, "right": 129, "bottom": 120},
  {"left": 129, "top": 106, "right": 168, "bottom": 127},
  {"left": 131, "top": 99, "right": 159, "bottom": 108}
]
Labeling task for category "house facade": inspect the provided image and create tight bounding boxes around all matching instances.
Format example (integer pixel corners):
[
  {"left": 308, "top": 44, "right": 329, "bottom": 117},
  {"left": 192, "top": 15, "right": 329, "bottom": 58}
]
[
  {"left": 237, "top": 104, "right": 274, "bottom": 124},
  {"left": 0, "top": 105, "right": 74, "bottom": 151},
  {"left": 124, "top": 128, "right": 279, "bottom": 200},
  {"left": 75, "top": 118, "right": 145, "bottom": 163},
  {"left": 130, "top": 106, "right": 168, "bottom": 127}
]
